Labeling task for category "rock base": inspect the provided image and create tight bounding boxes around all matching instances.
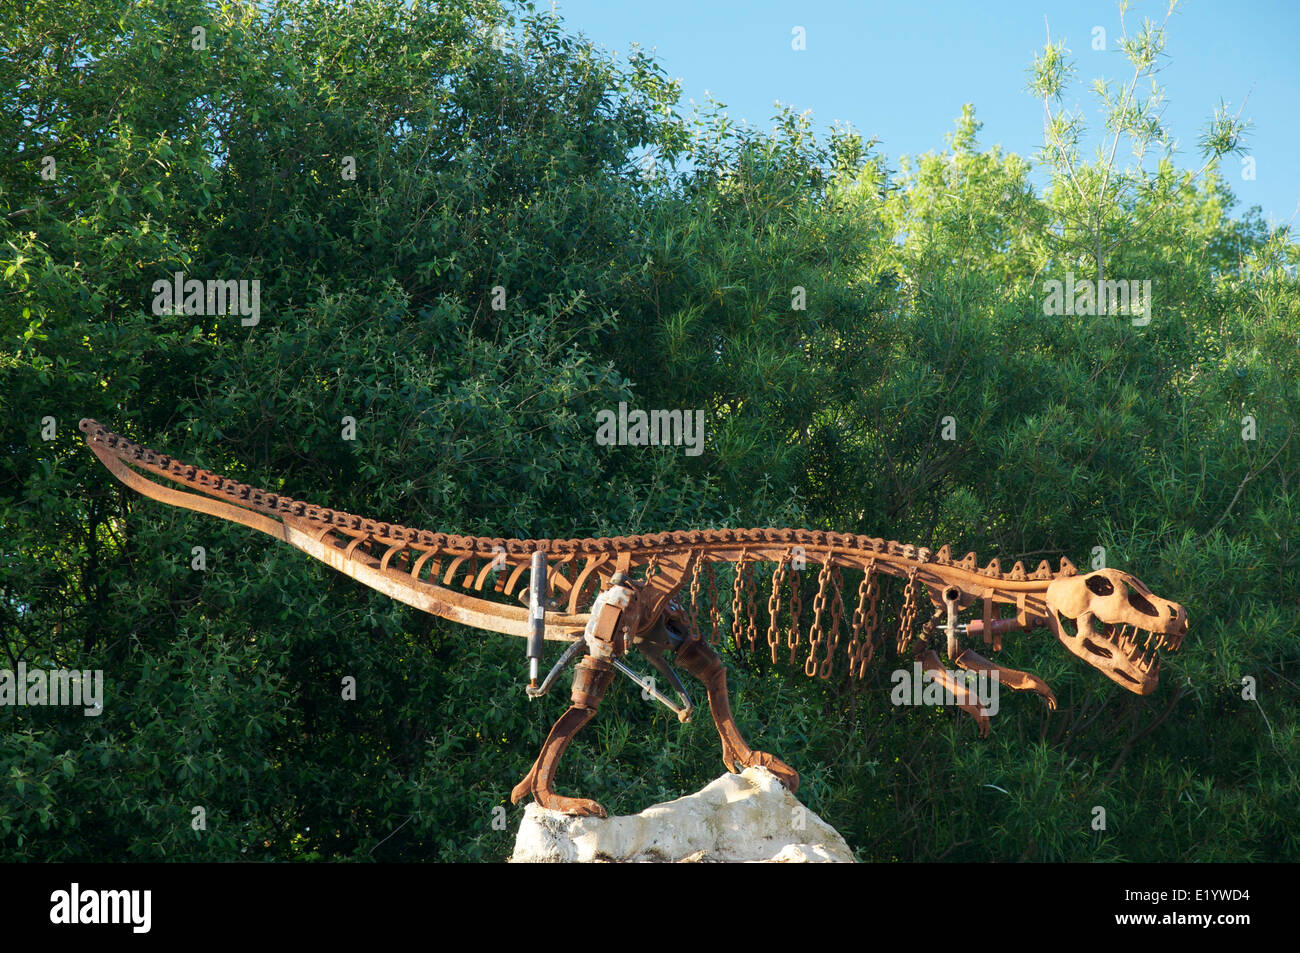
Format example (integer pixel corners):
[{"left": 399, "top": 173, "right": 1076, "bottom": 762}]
[{"left": 510, "top": 767, "right": 854, "bottom": 863}]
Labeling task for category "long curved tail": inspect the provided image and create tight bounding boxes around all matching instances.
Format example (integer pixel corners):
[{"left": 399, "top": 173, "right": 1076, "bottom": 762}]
[{"left": 79, "top": 419, "right": 590, "bottom": 640}]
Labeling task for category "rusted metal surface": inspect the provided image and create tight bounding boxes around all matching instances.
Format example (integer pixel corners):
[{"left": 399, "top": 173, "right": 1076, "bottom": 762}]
[{"left": 81, "top": 419, "right": 1189, "bottom": 816}]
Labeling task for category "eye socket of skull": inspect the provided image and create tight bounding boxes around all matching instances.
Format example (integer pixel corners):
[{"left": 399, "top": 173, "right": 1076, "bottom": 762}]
[
  {"left": 1085, "top": 574, "right": 1114, "bottom": 596},
  {"left": 1124, "top": 583, "right": 1159, "bottom": 617}
]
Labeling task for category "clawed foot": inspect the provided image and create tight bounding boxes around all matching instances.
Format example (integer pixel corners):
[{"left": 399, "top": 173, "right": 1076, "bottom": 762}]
[
  {"left": 952, "top": 647, "right": 1056, "bottom": 711},
  {"left": 511, "top": 770, "right": 607, "bottom": 817},
  {"left": 517, "top": 784, "right": 606, "bottom": 817},
  {"left": 536, "top": 794, "right": 607, "bottom": 818},
  {"left": 509, "top": 772, "right": 536, "bottom": 807},
  {"left": 1004, "top": 666, "right": 1058, "bottom": 711},
  {"left": 742, "top": 751, "right": 800, "bottom": 794}
]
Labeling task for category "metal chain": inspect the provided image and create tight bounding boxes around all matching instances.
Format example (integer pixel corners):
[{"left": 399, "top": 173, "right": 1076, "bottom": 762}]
[
  {"left": 787, "top": 568, "right": 803, "bottom": 665},
  {"left": 805, "top": 556, "right": 833, "bottom": 677},
  {"left": 706, "top": 562, "right": 721, "bottom": 644},
  {"left": 848, "top": 562, "right": 880, "bottom": 677},
  {"left": 819, "top": 564, "right": 846, "bottom": 679},
  {"left": 688, "top": 558, "right": 703, "bottom": 633},
  {"left": 896, "top": 567, "right": 921, "bottom": 655},
  {"left": 731, "top": 553, "right": 747, "bottom": 651},
  {"left": 767, "top": 553, "right": 789, "bottom": 664},
  {"left": 744, "top": 560, "right": 759, "bottom": 651}
]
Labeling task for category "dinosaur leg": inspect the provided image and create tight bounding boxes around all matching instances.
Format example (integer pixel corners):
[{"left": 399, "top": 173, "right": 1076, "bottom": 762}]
[
  {"left": 952, "top": 647, "right": 1057, "bottom": 710},
  {"left": 510, "top": 656, "right": 616, "bottom": 817},
  {"left": 917, "top": 648, "right": 992, "bottom": 737},
  {"left": 674, "top": 637, "right": 800, "bottom": 793}
]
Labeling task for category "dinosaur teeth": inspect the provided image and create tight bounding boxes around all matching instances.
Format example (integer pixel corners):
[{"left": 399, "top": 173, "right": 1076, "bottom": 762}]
[
  {"left": 1143, "top": 633, "right": 1161, "bottom": 670},
  {"left": 1132, "top": 629, "right": 1149, "bottom": 667}
]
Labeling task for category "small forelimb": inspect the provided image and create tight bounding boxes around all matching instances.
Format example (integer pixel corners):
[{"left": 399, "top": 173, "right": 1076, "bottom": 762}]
[
  {"left": 952, "top": 647, "right": 1057, "bottom": 711},
  {"left": 917, "top": 648, "right": 991, "bottom": 737}
]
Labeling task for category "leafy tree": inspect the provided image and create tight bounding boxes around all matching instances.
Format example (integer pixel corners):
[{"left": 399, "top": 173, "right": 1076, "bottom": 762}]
[
  {"left": 1, "top": 0, "right": 1296, "bottom": 862},
  {"left": 1027, "top": 0, "right": 1251, "bottom": 283}
]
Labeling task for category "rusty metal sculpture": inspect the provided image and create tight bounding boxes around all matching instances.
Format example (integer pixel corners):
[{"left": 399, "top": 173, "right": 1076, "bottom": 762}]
[{"left": 80, "top": 419, "right": 1188, "bottom": 818}]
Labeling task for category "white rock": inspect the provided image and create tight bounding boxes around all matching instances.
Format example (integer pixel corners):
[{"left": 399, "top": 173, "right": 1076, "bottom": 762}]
[{"left": 510, "top": 767, "right": 854, "bottom": 863}]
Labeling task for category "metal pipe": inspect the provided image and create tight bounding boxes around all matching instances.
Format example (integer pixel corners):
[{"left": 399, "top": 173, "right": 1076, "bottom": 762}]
[
  {"left": 527, "top": 551, "right": 546, "bottom": 686},
  {"left": 610, "top": 658, "right": 692, "bottom": 721}
]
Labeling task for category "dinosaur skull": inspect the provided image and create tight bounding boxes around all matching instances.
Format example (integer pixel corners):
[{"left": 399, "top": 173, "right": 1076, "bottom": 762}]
[{"left": 1044, "top": 569, "right": 1187, "bottom": 695}]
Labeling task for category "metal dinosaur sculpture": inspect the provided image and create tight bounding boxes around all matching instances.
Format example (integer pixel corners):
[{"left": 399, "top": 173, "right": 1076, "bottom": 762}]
[{"left": 80, "top": 419, "right": 1188, "bottom": 818}]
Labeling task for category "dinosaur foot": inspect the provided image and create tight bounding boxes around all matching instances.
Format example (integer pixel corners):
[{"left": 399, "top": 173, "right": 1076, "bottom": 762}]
[
  {"left": 534, "top": 793, "right": 607, "bottom": 818},
  {"left": 510, "top": 767, "right": 607, "bottom": 817},
  {"left": 740, "top": 751, "right": 800, "bottom": 794}
]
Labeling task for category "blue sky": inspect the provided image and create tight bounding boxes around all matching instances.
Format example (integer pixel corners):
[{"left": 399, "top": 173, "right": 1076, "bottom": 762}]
[{"left": 550, "top": 0, "right": 1299, "bottom": 230}]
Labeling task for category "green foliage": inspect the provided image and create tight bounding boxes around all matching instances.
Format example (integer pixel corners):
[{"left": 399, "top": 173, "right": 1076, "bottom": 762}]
[
  {"left": 1026, "top": 0, "right": 1252, "bottom": 282},
  {"left": 2, "top": 0, "right": 1296, "bottom": 861}
]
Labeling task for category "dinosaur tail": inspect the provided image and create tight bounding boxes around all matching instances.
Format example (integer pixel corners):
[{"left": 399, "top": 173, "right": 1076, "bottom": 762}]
[{"left": 78, "top": 419, "right": 589, "bottom": 640}]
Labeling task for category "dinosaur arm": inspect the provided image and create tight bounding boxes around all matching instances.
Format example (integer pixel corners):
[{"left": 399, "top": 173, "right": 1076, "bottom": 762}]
[
  {"left": 953, "top": 647, "right": 1057, "bottom": 709},
  {"left": 917, "top": 647, "right": 992, "bottom": 737}
]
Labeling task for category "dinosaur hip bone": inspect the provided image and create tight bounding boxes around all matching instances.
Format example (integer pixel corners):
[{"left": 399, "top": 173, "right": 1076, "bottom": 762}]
[{"left": 511, "top": 578, "right": 798, "bottom": 815}]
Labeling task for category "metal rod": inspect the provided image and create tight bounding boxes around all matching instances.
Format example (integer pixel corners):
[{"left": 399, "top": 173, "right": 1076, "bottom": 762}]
[
  {"left": 526, "top": 638, "right": 585, "bottom": 698},
  {"left": 527, "top": 551, "right": 546, "bottom": 686},
  {"left": 611, "top": 658, "right": 691, "bottom": 720}
]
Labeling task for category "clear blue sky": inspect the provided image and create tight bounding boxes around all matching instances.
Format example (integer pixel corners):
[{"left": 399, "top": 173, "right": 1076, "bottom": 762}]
[{"left": 550, "top": 0, "right": 1299, "bottom": 230}]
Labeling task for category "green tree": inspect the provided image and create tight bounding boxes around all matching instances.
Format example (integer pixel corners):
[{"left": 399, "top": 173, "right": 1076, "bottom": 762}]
[{"left": 2, "top": 0, "right": 1296, "bottom": 863}]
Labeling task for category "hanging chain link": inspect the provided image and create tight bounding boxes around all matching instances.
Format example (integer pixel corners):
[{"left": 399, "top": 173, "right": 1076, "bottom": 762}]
[
  {"left": 731, "top": 553, "right": 748, "bottom": 651},
  {"left": 767, "top": 552, "right": 789, "bottom": 664},
  {"left": 805, "top": 555, "right": 834, "bottom": 677},
  {"left": 688, "top": 557, "right": 704, "bottom": 634},
  {"left": 787, "top": 567, "right": 803, "bottom": 665},
  {"left": 818, "top": 564, "right": 846, "bottom": 679},
  {"left": 744, "top": 560, "right": 759, "bottom": 651},
  {"left": 706, "top": 562, "right": 721, "bottom": 644},
  {"left": 896, "top": 567, "right": 921, "bottom": 655},
  {"left": 848, "top": 562, "right": 881, "bottom": 678}
]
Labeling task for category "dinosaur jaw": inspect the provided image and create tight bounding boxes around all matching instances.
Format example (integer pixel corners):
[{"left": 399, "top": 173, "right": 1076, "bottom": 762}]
[
  {"left": 1044, "top": 569, "right": 1187, "bottom": 695},
  {"left": 1048, "top": 610, "right": 1170, "bottom": 695}
]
